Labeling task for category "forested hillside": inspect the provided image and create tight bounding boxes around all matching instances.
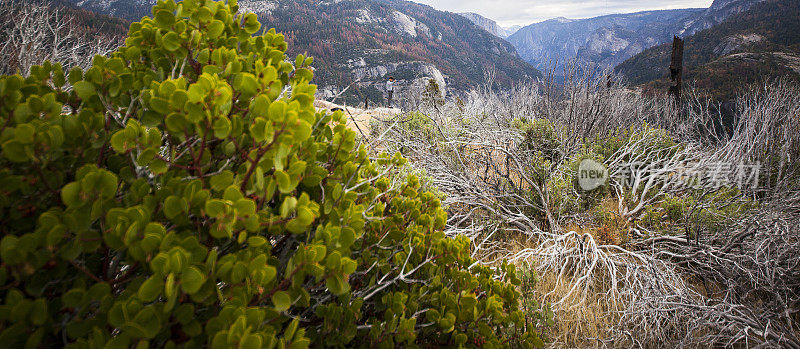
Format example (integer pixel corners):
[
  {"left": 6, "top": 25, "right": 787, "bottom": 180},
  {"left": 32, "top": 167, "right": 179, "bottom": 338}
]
[
  {"left": 62, "top": 0, "right": 541, "bottom": 103},
  {"left": 615, "top": 0, "right": 800, "bottom": 100}
]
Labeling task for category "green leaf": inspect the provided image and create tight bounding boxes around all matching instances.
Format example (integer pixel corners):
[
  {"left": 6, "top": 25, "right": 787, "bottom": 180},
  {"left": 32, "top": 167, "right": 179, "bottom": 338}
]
[
  {"left": 238, "top": 73, "right": 259, "bottom": 96},
  {"left": 163, "top": 196, "right": 186, "bottom": 219},
  {"left": 73, "top": 81, "right": 95, "bottom": 100},
  {"left": 279, "top": 196, "right": 297, "bottom": 218},
  {"left": 249, "top": 96, "right": 269, "bottom": 117},
  {"left": 234, "top": 199, "right": 256, "bottom": 216},
  {"left": 325, "top": 274, "right": 349, "bottom": 295},
  {"left": 204, "top": 199, "right": 226, "bottom": 218},
  {"left": 341, "top": 258, "right": 357, "bottom": 275},
  {"left": 150, "top": 159, "right": 168, "bottom": 175},
  {"left": 181, "top": 267, "right": 205, "bottom": 294},
  {"left": 271, "top": 291, "right": 291, "bottom": 312},
  {"left": 155, "top": 10, "right": 175, "bottom": 27},
  {"left": 240, "top": 333, "right": 262, "bottom": 349},
  {"left": 455, "top": 333, "right": 468, "bottom": 346},
  {"left": 247, "top": 236, "right": 267, "bottom": 247},
  {"left": 213, "top": 116, "right": 231, "bottom": 138},
  {"left": 207, "top": 20, "right": 225, "bottom": 39},
  {"left": 243, "top": 13, "right": 261, "bottom": 34},
  {"left": 294, "top": 120, "right": 312, "bottom": 142},
  {"left": 110, "top": 131, "right": 129, "bottom": 153},
  {"left": 187, "top": 84, "right": 205, "bottom": 104},
  {"left": 1, "top": 140, "right": 29, "bottom": 162},
  {"left": 61, "top": 288, "right": 85, "bottom": 308},
  {"left": 98, "top": 171, "right": 119, "bottom": 198},
  {"left": 60, "top": 182, "right": 81, "bottom": 207},
  {"left": 162, "top": 32, "right": 180, "bottom": 52},
  {"left": 165, "top": 113, "right": 187, "bottom": 132},
  {"left": 138, "top": 275, "right": 164, "bottom": 302},
  {"left": 295, "top": 206, "right": 313, "bottom": 226},
  {"left": 209, "top": 171, "right": 234, "bottom": 191},
  {"left": 263, "top": 265, "right": 277, "bottom": 285},
  {"left": 268, "top": 101, "right": 287, "bottom": 122},
  {"left": 14, "top": 124, "right": 35, "bottom": 144},
  {"left": 165, "top": 273, "right": 176, "bottom": 299},
  {"left": 29, "top": 299, "right": 47, "bottom": 325},
  {"left": 274, "top": 170, "right": 293, "bottom": 194}
]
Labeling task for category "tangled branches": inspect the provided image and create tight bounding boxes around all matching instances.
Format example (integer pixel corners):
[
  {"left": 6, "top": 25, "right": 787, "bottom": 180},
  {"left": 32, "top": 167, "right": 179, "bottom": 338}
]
[
  {"left": 0, "top": 1, "right": 121, "bottom": 76},
  {"left": 364, "top": 73, "right": 800, "bottom": 347},
  {"left": 714, "top": 79, "right": 800, "bottom": 211}
]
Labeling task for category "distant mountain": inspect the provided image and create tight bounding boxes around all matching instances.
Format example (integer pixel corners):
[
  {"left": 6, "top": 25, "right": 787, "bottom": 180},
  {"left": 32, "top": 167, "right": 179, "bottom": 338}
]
[
  {"left": 615, "top": 0, "right": 800, "bottom": 101},
  {"left": 502, "top": 25, "right": 522, "bottom": 37},
  {"left": 507, "top": 0, "right": 766, "bottom": 79},
  {"left": 63, "top": 0, "right": 541, "bottom": 103},
  {"left": 507, "top": 9, "right": 704, "bottom": 77}
]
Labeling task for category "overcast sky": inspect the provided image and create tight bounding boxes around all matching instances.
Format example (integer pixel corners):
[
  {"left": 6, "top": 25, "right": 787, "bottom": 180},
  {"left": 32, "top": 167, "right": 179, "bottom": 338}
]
[{"left": 413, "top": 0, "right": 714, "bottom": 27}]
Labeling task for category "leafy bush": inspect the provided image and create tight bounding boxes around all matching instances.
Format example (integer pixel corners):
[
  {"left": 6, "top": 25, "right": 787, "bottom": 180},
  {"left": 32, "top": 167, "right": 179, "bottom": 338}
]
[
  {"left": 517, "top": 118, "right": 560, "bottom": 164},
  {"left": 0, "top": 0, "right": 544, "bottom": 347}
]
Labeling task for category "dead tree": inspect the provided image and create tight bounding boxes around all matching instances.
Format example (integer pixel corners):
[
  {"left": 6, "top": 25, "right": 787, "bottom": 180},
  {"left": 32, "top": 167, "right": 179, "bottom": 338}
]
[
  {"left": 669, "top": 36, "right": 684, "bottom": 101},
  {"left": 0, "top": 2, "right": 119, "bottom": 76}
]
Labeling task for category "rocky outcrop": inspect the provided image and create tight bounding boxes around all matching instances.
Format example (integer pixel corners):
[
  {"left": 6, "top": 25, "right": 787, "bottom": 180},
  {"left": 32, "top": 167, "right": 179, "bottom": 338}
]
[
  {"left": 713, "top": 33, "right": 766, "bottom": 56},
  {"left": 459, "top": 12, "right": 505, "bottom": 37}
]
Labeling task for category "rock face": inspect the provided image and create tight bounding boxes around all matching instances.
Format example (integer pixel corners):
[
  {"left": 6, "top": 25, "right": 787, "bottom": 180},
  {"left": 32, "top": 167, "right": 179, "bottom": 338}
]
[
  {"left": 63, "top": 0, "right": 540, "bottom": 104},
  {"left": 459, "top": 12, "right": 506, "bottom": 37},
  {"left": 458, "top": 13, "right": 523, "bottom": 38},
  {"left": 713, "top": 33, "right": 766, "bottom": 56}
]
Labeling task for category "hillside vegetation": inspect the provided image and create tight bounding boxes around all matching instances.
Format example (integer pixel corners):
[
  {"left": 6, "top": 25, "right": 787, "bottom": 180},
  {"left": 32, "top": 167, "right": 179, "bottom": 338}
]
[
  {"left": 2, "top": 0, "right": 800, "bottom": 348},
  {"left": 0, "top": 0, "right": 547, "bottom": 347},
  {"left": 380, "top": 66, "right": 800, "bottom": 347},
  {"left": 63, "top": 0, "right": 541, "bottom": 104}
]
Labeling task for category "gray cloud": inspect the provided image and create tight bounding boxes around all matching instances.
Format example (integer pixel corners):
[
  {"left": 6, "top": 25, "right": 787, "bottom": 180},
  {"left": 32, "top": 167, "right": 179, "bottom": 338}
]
[{"left": 413, "top": 0, "right": 713, "bottom": 26}]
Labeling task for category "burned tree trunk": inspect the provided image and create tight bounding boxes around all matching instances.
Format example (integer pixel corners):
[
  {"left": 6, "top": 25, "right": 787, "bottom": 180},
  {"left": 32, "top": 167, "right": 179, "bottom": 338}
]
[{"left": 669, "top": 36, "right": 684, "bottom": 101}]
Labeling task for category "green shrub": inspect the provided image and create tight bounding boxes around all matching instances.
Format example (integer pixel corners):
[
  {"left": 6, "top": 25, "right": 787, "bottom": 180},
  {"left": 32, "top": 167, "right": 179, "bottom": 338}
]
[
  {"left": 0, "top": 0, "right": 544, "bottom": 347},
  {"left": 518, "top": 118, "right": 560, "bottom": 164}
]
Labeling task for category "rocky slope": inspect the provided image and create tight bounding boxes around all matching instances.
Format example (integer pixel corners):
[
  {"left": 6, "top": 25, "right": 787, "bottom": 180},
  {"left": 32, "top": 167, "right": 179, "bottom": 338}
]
[{"left": 63, "top": 0, "right": 541, "bottom": 104}]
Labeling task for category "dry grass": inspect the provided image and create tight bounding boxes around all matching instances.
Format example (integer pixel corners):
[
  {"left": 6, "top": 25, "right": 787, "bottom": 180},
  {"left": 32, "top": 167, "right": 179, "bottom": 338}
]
[
  {"left": 505, "top": 233, "right": 623, "bottom": 347},
  {"left": 532, "top": 270, "right": 622, "bottom": 347}
]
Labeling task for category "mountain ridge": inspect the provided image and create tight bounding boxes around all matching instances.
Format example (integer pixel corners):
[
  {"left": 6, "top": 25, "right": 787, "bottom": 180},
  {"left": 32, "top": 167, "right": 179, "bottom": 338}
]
[
  {"left": 63, "top": 0, "right": 541, "bottom": 103},
  {"left": 458, "top": 12, "right": 519, "bottom": 38},
  {"left": 507, "top": 8, "right": 704, "bottom": 77},
  {"left": 506, "top": 0, "right": 765, "bottom": 78}
]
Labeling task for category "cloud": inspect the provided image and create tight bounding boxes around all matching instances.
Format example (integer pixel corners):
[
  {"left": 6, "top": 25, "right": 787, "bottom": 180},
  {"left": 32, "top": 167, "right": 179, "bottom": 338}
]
[{"left": 412, "top": 0, "right": 714, "bottom": 26}]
